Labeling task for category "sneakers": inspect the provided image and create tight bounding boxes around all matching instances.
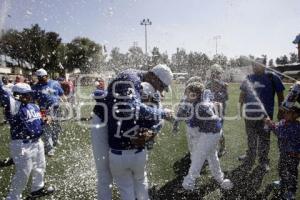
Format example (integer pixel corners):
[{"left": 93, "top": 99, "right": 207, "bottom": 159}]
[
  {"left": 220, "top": 179, "right": 233, "bottom": 190},
  {"left": 259, "top": 163, "right": 270, "bottom": 172},
  {"left": 238, "top": 154, "right": 247, "bottom": 161},
  {"left": 28, "top": 186, "right": 55, "bottom": 198},
  {"left": 46, "top": 149, "right": 55, "bottom": 157},
  {"left": 218, "top": 150, "right": 227, "bottom": 158},
  {"left": 0, "top": 158, "right": 14, "bottom": 168},
  {"left": 182, "top": 176, "right": 195, "bottom": 191},
  {"left": 272, "top": 180, "right": 281, "bottom": 190},
  {"left": 54, "top": 140, "right": 62, "bottom": 147}
]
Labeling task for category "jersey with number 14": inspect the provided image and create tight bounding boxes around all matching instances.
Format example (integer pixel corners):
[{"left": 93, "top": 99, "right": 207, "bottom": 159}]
[{"left": 105, "top": 69, "right": 165, "bottom": 150}]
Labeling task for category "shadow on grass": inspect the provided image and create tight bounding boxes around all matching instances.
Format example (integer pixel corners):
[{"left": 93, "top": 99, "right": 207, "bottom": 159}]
[
  {"left": 151, "top": 153, "right": 276, "bottom": 200},
  {"left": 150, "top": 153, "right": 218, "bottom": 200},
  {"left": 220, "top": 164, "right": 269, "bottom": 200}
]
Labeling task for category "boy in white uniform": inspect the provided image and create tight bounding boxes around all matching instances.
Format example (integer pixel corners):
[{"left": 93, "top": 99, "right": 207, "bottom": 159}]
[
  {"left": 181, "top": 82, "right": 233, "bottom": 191},
  {"left": 0, "top": 82, "right": 54, "bottom": 200}
]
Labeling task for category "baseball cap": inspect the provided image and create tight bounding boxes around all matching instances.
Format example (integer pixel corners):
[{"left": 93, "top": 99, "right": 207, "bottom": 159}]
[
  {"left": 253, "top": 58, "right": 266, "bottom": 66},
  {"left": 12, "top": 83, "right": 32, "bottom": 94},
  {"left": 150, "top": 64, "right": 173, "bottom": 92},
  {"left": 35, "top": 68, "right": 48, "bottom": 77},
  {"left": 210, "top": 64, "right": 223, "bottom": 73}
]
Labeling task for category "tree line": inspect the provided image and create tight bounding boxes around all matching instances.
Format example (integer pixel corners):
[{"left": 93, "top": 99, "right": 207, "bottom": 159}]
[{"left": 0, "top": 24, "right": 297, "bottom": 78}]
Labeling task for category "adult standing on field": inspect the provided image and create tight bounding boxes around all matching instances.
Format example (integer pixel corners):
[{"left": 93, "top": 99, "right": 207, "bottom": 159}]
[
  {"left": 238, "top": 58, "right": 285, "bottom": 171},
  {"left": 91, "top": 64, "right": 174, "bottom": 200},
  {"left": 206, "top": 64, "right": 228, "bottom": 157},
  {"left": 32, "top": 68, "right": 65, "bottom": 156}
]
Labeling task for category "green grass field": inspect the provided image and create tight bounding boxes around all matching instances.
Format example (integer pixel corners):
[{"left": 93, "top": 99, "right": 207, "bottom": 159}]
[{"left": 0, "top": 83, "right": 299, "bottom": 199}]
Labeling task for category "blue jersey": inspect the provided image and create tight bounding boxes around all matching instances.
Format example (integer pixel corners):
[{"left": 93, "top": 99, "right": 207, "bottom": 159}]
[
  {"left": 274, "top": 120, "right": 300, "bottom": 153},
  {"left": 240, "top": 72, "right": 285, "bottom": 118},
  {"left": 0, "top": 86, "right": 43, "bottom": 140},
  {"left": 188, "top": 99, "right": 222, "bottom": 133},
  {"left": 94, "top": 69, "right": 167, "bottom": 150},
  {"left": 206, "top": 80, "right": 228, "bottom": 104},
  {"left": 32, "top": 80, "right": 64, "bottom": 109}
]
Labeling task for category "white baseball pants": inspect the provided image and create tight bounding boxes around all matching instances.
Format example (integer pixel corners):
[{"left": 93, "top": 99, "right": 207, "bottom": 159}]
[
  {"left": 109, "top": 149, "right": 149, "bottom": 200},
  {"left": 186, "top": 126, "right": 194, "bottom": 152},
  {"left": 91, "top": 114, "right": 113, "bottom": 200},
  {"left": 6, "top": 139, "right": 45, "bottom": 200},
  {"left": 184, "top": 128, "right": 224, "bottom": 185}
]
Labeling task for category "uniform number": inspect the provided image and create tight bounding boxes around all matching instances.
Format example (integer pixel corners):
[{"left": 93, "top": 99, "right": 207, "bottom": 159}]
[{"left": 114, "top": 120, "right": 139, "bottom": 139}]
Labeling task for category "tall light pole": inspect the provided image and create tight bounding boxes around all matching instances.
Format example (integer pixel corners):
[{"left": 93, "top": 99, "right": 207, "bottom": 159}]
[
  {"left": 213, "top": 35, "right": 221, "bottom": 55},
  {"left": 140, "top": 18, "right": 152, "bottom": 55}
]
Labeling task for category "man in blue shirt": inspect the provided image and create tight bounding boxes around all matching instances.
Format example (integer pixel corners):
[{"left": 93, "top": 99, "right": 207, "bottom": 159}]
[
  {"left": 239, "top": 58, "right": 285, "bottom": 171},
  {"left": 32, "top": 68, "right": 65, "bottom": 156}
]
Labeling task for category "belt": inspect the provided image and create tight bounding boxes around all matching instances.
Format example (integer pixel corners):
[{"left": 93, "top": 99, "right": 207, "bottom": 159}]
[
  {"left": 111, "top": 149, "right": 143, "bottom": 155},
  {"left": 21, "top": 138, "right": 39, "bottom": 144}
]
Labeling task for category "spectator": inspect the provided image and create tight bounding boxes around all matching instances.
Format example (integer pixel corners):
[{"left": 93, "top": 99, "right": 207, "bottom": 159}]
[{"left": 238, "top": 58, "right": 285, "bottom": 171}]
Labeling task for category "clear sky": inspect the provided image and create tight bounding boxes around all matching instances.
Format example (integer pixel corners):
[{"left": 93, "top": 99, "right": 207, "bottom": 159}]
[{"left": 1, "top": 0, "right": 300, "bottom": 60}]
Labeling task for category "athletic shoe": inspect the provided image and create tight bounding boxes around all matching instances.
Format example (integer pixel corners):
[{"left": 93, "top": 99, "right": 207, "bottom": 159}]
[
  {"left": 46, "top": 149, "right": 55, "bottom": 157},
  {"left": 272, "top": 180, "right": 281, "bottom": 190},
  {"left": 54, "top": 140, "right": 62, "bottom": 146},
  {"left": 182, "top": 176, "right": 195, "bottom": 191},
  {"left": 259, "top": 163, "right": 270, "bottom": 172},
  {"left": 218, "top": 150, "right": 227, "bottom": 158},
  {"left": 0, "top": 158, "right": 14, "bottom": 168},
  {"left": 220, "top": 179, "right": 233, "bottom": 190},
  {"left": 238, "top": 154, "right": 247, "bottom": 161},
  {"left": 29, "top": 186, "right": 55, "bottom": 198}
]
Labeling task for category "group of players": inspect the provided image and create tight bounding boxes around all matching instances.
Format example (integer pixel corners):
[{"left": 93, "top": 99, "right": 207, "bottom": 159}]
[
  {"left": 90, "top": 64, "right": 234, "bottom": 200},
  {"left": 1, "top": 61, "right": 300, "bottom": 200},
  {"left": 91, "top": 62, "right": 300, "bottom": 200}
]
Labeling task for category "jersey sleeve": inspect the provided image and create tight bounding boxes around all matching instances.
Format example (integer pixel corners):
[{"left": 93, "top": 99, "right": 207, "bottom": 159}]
[
  {"left": 131, "top": 95, "right": 166, "bottom": 120},
  {"left": 55, "top": 81, "right": 64, "bottom": 96},
  {"left": 0, "top": 83, "right": 18, "bottom": 121}
]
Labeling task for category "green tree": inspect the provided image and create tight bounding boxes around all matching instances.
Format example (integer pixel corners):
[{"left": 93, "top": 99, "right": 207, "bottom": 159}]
[
  {"left": 289, "top": 52, "right": 298, "bottom": 63},
  {"left": 0, "top": 24, "right": 63, "bottom": 74},
  {"left": 0, "top": 29, "right": 25, "bottom": 65},
  {"left": 108, "top": 47, "right": 129, "bottom": 73},
  {"left": 127, "top": 45, "right": 144, "bottom": 68},
  {"left": 64, "top": 37, "right": 105, "bottom": 73},
  {"left": 171, "top": 48, "right": 188, "bottom": 72},
  {"left": 268, "top": 59, "right": 274, "bottom": 67},
  {"left": 211, "top": 54, "right": 228, "bottom": 66},
  {"left": 275, "top": 55, "right": 289, "bottom": 65}
]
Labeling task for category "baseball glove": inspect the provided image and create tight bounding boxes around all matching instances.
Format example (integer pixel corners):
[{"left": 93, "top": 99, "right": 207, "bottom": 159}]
[{"left": 131, "top": 128, "right": 156, "bottom": 148}]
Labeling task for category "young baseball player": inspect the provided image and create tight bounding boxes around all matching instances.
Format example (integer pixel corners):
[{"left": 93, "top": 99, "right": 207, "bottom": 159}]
[
  {"left": 32, "top": 68, "right": 65, "bottom": 156},
  {"left": 206, "top": 64, "right": 228, "bottom": 157},
  {"left": 0, "top": 82, "right": 54, "bottom": 200},
  {"left": 182, "top": 82, "right": 233, "bottom": 191},
  {"left": 172, "top": 76, "right": 202, "bottom": 153},
  {"left": 139, "top": 81, "right": 162, "bottom": 148},
  {"left": 265, "top": 106, "right": 300, "bottom": 200}
]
